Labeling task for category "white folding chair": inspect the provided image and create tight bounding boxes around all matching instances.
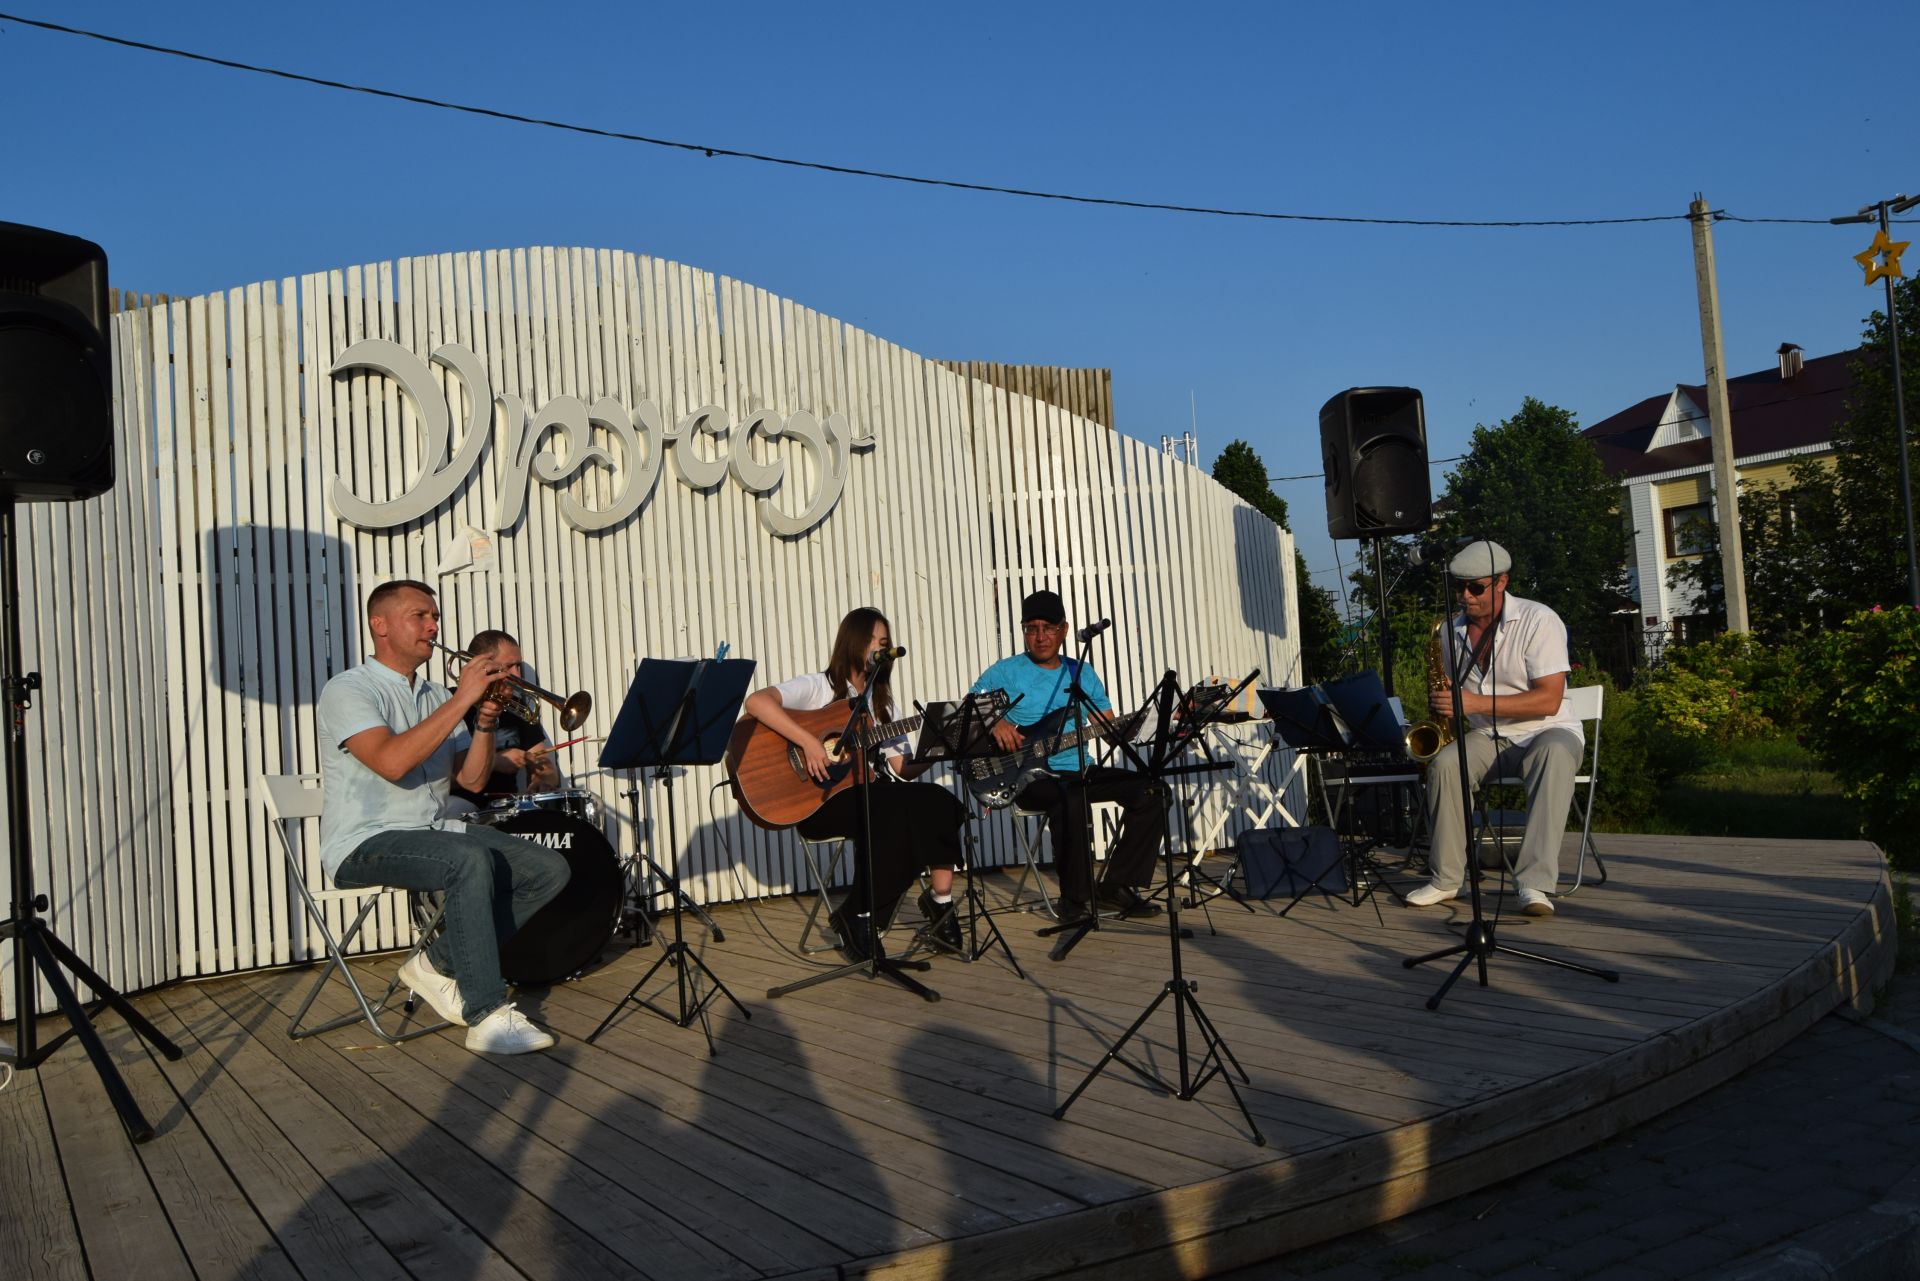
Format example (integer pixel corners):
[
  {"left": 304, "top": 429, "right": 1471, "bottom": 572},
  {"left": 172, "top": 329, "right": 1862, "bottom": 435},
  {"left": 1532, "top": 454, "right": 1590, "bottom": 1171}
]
[
  {"left": 1005, "top": 803, "right": 1059, "bottom": 917},
  {"left": 1478, "top": 683, "right": 1609, "bottom": 896},
  {"left": 262, "top": 773, "right": 450, "bottom": 1042},
  {"left": 795, "top": 832, "right": 851, "bottom": 954}
]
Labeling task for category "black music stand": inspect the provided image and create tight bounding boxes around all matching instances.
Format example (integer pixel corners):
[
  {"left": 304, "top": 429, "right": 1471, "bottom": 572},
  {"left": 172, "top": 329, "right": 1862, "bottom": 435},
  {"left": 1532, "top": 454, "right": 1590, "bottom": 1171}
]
[
  {"left": 1054, "top": 669, "right": 1264, "bottom": 1145},
  {"left": 901, "top": 693, "right": 1023, "bottom": 976},
  {"left": 768, "top": 652, "right": 940, "bottom": 1003},
  {"left": 1270, "top": 673, "right": 1413, "bottom": 921},
  {"left": 1259, "top": 685, "right": 1368, "bottom": 916},
  {"left": 1153, "top": 677, "right": 1258, "bottom": 929},
  {"left": 588, "top": 656, "right": 755, "bottom": 1052}
]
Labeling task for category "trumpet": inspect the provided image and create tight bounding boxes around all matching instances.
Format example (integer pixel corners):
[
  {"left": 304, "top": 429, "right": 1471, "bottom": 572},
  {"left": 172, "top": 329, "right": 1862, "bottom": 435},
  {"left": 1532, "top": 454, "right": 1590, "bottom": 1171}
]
[{"left": 430, "top": 639, "right": 594, "bottom": 732}]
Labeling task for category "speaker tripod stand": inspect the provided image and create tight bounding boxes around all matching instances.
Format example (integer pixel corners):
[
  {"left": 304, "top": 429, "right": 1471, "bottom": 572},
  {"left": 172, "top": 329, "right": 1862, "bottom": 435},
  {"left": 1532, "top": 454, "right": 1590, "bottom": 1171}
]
[{"left": 0, "top": 503, "right": 182, "bottom": 1143}]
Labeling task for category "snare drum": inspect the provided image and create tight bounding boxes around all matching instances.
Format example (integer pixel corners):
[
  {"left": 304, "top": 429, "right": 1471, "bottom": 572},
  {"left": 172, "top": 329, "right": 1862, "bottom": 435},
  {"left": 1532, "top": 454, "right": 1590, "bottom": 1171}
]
[
  {"left": 453, "top": 809, "right": 624, "bottom": 985},
  {"left": 477, "top": 788, "right": 600, "bottom": 825}
]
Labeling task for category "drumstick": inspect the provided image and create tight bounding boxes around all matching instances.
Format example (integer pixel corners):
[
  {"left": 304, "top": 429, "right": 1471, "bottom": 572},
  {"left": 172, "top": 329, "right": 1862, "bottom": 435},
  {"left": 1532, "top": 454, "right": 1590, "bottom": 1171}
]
[{"left": 531, "top": 735, "right": 600, "bottom": 757}]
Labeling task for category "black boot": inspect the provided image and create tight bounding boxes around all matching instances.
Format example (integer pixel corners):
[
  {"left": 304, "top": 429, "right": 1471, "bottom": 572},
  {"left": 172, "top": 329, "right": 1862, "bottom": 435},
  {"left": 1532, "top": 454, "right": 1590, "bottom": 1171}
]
[
  {"left": 828, "top": 904, "right": 873, "bottom": 963},
  {"left": 918, "top": 889, "right": 964, "bottom": 951}
]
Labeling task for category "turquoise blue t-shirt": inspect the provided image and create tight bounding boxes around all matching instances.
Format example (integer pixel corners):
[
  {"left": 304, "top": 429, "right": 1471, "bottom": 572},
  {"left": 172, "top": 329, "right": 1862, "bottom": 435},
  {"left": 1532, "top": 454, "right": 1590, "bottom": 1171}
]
[
  {"left": 315, "top": 661, "right": 473, "bottom": 880},
  {"left": 970, "top": 653, "right": 1111, "bottom": 773}
]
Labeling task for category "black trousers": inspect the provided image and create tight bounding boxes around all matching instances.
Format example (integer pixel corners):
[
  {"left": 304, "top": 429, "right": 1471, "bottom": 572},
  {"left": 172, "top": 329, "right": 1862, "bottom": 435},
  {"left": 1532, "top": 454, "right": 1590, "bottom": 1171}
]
[
  {"left": 1015, "top": 766, "right": 1168, "bottom": 907},
  {"left": 797, "top": 781, "right": 966, "bottom": 920}
]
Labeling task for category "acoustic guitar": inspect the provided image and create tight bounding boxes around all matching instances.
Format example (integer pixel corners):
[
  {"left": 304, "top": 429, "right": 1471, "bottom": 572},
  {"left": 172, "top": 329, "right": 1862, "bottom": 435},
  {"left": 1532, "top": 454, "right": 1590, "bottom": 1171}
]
[{"left": 725, "top": 701, "right": 925, "bottom": 830}]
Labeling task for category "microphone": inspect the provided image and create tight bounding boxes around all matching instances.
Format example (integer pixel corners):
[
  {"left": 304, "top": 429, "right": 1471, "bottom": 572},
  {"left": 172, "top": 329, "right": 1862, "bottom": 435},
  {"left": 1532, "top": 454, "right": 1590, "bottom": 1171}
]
[
  {"left": 1076, "top": 618, "right": 1112, "bottom": 643},
  {"left": 867, "top": 645, "right": 906, "bottom": 670}
]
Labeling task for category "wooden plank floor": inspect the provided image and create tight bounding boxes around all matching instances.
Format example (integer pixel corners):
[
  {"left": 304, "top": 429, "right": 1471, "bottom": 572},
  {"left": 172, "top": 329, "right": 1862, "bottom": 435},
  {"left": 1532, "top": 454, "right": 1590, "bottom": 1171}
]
[{"left": 0, "top": 834, "right": 1893, "bottom": 1281}]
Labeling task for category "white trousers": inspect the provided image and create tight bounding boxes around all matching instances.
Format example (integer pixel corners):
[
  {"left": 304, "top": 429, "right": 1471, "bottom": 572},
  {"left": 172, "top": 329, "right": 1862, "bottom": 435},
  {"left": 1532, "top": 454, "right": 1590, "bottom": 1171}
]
[{"left": 1423, "top": 727, "right": 1582, "bottom": 895}]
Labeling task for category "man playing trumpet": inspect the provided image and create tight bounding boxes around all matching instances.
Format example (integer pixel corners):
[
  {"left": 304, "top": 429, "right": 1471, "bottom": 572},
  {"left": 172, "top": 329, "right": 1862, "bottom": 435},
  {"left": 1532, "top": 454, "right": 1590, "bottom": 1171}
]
[
  {"left": 450, "top": 628, "right": 563, "bottom": 808},
  {"left": 316, "top": 580, "right": 567, "bottom": 1054}
]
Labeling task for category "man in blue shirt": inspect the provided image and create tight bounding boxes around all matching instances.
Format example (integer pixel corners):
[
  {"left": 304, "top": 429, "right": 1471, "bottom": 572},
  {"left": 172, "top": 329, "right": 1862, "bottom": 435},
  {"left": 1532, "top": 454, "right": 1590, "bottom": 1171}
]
[
  {"left": 317, "top": 580, "right": 569, "bottom": 1055},
  {"left": 971, "top": 589, "right": 1167, "bottom": 926}
]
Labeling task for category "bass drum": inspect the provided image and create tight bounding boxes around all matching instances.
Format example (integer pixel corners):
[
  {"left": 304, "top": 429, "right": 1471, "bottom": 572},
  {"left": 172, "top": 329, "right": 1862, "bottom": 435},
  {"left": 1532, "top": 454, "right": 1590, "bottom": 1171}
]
[{"left": 472, "top": 809, "right": 625, "bottom": 985}]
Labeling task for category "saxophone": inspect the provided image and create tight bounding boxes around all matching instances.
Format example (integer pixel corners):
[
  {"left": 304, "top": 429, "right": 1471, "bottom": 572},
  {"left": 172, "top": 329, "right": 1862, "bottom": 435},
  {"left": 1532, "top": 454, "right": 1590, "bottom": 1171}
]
[{"left": 1404, "top": 617, "right": 1456, "bottom": 763}]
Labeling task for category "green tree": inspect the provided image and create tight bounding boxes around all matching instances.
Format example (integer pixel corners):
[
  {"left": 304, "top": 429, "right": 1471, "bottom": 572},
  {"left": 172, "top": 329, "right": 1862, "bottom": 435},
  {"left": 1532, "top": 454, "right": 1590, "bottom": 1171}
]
[
  {"left": 1671, "top": 277, "right": 1920, "bottom": 632},
  {"left": 1822, "top": 275, "right": 1920, "bottom": 609},
  {"left": 1210, "top": 440, "right": 1344, "bottom": 681},
  {"left": 1212, "top": 440, "right": 1289, "bottom": 526},
  {"left": 1442, "top": 397, "right": 1629, "bottom": 643}
]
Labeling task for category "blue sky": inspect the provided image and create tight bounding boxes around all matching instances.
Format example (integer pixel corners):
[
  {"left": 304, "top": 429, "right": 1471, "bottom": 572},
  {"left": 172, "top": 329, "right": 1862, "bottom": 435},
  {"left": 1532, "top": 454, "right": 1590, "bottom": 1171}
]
[{"left": 4, "top": 1, "right": 1913, "bottom": 610}]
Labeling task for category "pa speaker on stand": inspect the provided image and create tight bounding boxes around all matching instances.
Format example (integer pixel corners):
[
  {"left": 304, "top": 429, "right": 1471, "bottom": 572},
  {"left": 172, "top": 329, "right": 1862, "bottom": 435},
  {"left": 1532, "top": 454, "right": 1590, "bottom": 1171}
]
[
  {"left": 2, "top": 221, "right": 179, "bottom": 1147},
  {"left": 1320, "top": 387, "right": 1429, "bottom": 540}
]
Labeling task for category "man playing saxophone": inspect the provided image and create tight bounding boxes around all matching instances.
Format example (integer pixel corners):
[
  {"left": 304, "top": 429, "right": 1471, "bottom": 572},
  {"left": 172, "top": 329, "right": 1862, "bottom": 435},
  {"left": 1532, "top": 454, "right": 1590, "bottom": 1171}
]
[{"left": 1405, "top": 541, "right": 1585, "bottom": 917}]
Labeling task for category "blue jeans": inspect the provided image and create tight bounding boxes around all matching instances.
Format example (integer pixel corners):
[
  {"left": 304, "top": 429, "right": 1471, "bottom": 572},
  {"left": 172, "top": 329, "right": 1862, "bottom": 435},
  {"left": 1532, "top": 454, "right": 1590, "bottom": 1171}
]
[{"left": 335, "top": 825, "right": 569, "bottom": 1023}]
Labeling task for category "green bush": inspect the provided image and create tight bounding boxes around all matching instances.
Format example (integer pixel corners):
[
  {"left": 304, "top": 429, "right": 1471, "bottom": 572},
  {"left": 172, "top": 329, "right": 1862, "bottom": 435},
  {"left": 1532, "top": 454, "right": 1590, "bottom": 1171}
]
[
  {"left": 1571, "top": 669, "right": 1659, "bottom": 828},
  {"left": 1634, "top": 633, "right": 1810, "bottom": 766},
  {"left": 1660, "top": 631, "right": 1812, "bottom": 732},
  {"left": 1802, "top": 605, "right": 1920, "bottom": 867}
]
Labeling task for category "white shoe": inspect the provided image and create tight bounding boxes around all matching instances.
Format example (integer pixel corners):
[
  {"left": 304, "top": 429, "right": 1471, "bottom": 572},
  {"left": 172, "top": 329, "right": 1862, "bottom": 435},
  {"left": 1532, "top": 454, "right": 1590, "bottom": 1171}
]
[
  {"left": 398, "top": 952, "right": 466, "bottom": 1025},
  {"left": 1519, "top": 888, "right": 1555, "bottom": 917},
  {"left": 1404, "top": 882, "right": 1461, "bottom": 907},
  {"left": 465, "top": 1002, "right": 555, "bottom": 1054}
]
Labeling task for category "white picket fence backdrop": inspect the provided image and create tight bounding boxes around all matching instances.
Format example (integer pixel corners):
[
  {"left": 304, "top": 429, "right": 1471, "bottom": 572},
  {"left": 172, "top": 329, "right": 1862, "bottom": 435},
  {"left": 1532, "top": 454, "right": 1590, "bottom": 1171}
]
[{"left": 0, "top": 246, "right": 1298, "bottom": 1016}]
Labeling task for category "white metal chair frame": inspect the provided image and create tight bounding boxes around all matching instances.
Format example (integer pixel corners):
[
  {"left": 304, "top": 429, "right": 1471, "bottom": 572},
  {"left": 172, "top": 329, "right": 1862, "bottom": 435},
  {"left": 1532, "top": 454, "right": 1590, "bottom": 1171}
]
[
  {"left": 262, "top": 772, "right": 450, "bottom": 1042},
  {"left": 1477, "top": 683, "right": 1609, "bottom": 896},
  {"left": 795, "top": 831, "right": 852, "bottom": 954}
]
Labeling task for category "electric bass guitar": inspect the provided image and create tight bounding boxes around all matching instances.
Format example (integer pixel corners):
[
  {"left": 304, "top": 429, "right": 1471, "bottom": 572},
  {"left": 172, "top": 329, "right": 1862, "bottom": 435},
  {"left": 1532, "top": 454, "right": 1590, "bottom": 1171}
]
[
  {"left": 725, "top": 701, "right": 925, "bottom": 830},
  {"left": 961, "top": 705, "right": 1148, "bottom": 809}
]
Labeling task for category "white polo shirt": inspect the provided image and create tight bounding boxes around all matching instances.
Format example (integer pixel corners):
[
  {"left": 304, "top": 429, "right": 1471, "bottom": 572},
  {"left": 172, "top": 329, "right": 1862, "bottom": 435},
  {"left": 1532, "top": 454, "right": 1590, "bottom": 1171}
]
[
  {"left": 1446, "top": 593, "right": 1583, "bottom": 747},
  {"left": 316, "top": 660, "right": 473, "bottom": 879}
]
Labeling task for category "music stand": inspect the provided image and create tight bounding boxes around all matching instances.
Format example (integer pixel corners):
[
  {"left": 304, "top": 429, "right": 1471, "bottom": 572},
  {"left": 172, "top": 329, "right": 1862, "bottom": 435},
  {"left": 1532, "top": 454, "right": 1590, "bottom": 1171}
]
[
  {"left": 1273, "top": 674, "right": 1413, "bottom": 920},
  {"left": 1150, "top": 678, "right": 1256, "bottom": 929},
  {"left": 1259, "top": 685, "right": 1365, "bottom": 915},
  {"left": 1053, "top": 669, "right": 1264, "bottom": 1145},
  {"left": 901, "top": 693, "right": 1023, "bottom": 976},
  {"left": 588, "top": 656, "right": 756, "bottom": 1052}
]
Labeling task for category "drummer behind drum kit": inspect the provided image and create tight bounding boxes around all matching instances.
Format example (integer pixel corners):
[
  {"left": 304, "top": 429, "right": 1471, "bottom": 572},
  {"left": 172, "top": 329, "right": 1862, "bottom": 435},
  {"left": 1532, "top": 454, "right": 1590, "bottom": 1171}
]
[{"left": 415, "top": 642, "right": 630, "bottom": 987}]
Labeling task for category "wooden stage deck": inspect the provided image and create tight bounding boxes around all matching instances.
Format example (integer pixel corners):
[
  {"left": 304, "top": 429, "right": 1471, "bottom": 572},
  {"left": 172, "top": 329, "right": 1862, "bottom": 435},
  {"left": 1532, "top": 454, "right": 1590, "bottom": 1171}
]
[{"left": 1, "top": 834, "right": 1894, "bottom": 1281}]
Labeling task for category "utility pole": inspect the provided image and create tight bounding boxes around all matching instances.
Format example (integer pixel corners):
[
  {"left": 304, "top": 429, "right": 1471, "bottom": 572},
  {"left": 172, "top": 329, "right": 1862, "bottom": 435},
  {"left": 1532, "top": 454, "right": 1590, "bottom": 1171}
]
[
  {"left": 1688, "top": 195, "right": 1749, "bottom": 633},
  {"left": 1832, "top": 192, "right": 1920, "bottom": 609}
]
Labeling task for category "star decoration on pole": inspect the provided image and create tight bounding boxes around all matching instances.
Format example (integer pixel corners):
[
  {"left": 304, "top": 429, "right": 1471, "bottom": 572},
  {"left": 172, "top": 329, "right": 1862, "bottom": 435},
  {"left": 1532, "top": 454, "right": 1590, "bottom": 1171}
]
[{"left": 1854, "top": 227, "right": 1910, "bottom": 285}]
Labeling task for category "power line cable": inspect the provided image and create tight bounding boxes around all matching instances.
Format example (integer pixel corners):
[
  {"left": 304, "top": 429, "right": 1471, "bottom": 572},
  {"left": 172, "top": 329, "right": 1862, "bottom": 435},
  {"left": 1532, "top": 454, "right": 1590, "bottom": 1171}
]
[{"left": 0, "top": 11, "right": 1890, "bottom": 230}]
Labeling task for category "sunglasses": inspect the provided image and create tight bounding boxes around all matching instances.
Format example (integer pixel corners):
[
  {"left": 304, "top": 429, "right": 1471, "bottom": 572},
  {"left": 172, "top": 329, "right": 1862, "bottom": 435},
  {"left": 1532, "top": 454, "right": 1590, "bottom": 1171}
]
[{"left": 1457, "top": 578, "right": 1495, "bottom": 597}]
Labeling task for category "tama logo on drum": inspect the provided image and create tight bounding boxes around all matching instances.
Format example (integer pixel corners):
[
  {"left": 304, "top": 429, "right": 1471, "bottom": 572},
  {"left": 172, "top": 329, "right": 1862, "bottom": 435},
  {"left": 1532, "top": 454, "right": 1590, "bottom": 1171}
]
[{"left": 528, "top": 832, "right": 575, "bottom": 850}]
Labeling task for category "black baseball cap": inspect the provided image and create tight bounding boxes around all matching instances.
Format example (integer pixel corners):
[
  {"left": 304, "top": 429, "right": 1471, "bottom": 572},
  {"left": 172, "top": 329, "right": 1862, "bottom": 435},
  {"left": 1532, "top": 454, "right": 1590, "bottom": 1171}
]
[{"left": 1021, "top": 589, "right": 1066, "bottom": 624}]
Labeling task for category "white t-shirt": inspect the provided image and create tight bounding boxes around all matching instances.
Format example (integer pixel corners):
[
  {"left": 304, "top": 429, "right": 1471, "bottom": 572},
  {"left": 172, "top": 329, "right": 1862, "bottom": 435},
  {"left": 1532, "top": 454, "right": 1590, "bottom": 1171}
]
[
  {"left": 1446, "top": 593, "right": 1583, "bottom": 747},
  {"left": 768, "top": 671, "right": 913, "bottom": 764}
]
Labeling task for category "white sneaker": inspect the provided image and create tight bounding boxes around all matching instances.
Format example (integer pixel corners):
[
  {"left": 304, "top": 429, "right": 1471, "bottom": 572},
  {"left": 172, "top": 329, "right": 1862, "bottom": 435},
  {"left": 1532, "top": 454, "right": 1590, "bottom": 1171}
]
[
  {"left": 1404, "top": 882, "right": 1461, "bottom": 907},
  {"left": 465, "top": 1003, "right": 555, "bottom": 1055},
  {"left": 1520, "top": 888, "right": 1556, "bottom": 917},
  {"left": 398, "top": 952, "right": 467, "bottom": 1025}
]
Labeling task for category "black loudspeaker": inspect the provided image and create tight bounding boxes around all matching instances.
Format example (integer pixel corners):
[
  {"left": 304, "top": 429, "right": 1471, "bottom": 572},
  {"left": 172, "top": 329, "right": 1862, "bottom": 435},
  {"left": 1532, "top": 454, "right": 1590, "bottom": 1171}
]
[
  {"left": 1320, "top": 386, "right": 1429, "bottom": 539},
  {"left": 0, "top": 222, "right": 114, "bottom": 501}
]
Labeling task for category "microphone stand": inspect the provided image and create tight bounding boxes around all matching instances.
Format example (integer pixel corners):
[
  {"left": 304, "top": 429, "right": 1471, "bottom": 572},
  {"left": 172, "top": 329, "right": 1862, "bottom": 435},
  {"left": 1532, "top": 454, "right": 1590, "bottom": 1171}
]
[
  {"left": 768, "top": 649, "right": 938, "bottom": 1003},
  {"left": 1035, "top": 618, "right": 1121, "bottom": 963},
  {"left": 1402, "top": 583, "right": 1619, "bottom": 1009}
]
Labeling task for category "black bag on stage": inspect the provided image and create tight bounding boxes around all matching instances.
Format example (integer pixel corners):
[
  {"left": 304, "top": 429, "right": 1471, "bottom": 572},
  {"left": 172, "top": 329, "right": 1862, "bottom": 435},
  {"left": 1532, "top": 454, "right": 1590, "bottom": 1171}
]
[{"left": 1237, "top": 826, "right": 1346, "bottom": 897}]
